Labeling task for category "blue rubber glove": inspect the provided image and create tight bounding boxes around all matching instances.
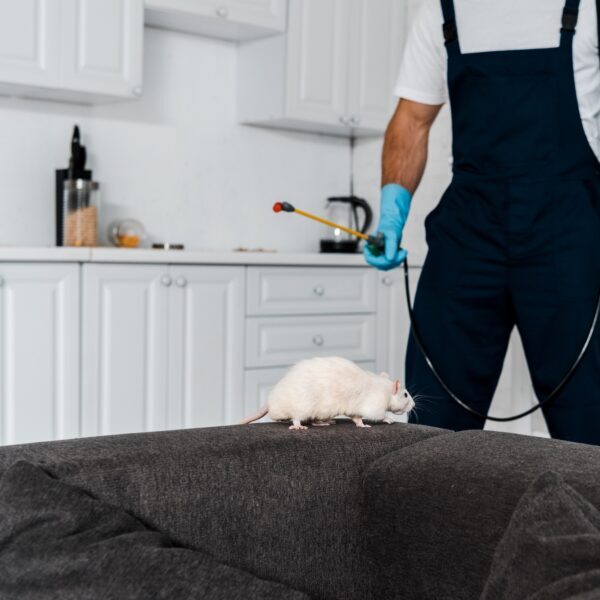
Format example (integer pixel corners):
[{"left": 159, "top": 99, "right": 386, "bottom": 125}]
[{"left": 364, "top": 184, "right": 411, "bottom": 271}]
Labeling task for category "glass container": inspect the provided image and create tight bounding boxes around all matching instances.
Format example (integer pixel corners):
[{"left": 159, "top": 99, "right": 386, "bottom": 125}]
[
  {"left": 109, "top": 219, "right": 146, "bottom": 248},
  {"left": 62, "top": 179, "right": 100, "bottom": 247}
]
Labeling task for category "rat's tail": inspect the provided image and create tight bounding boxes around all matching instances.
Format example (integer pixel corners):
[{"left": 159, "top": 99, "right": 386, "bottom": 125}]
[{"left": 240, "top": 404, "right": 269, "bottom": 425}]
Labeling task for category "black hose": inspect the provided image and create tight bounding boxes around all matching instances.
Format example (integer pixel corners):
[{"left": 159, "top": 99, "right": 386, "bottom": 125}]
[{"left": 402, "top": 259, "right": 600, "bottom": 422}]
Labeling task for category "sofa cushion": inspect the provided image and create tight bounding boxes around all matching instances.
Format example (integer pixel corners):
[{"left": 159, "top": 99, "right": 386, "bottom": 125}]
[
  {"left": 0, "top": 461, "right": 310, "bottom": 600},
  {"left": 0, "top": 422, "right": 447, "bottom": 600},
  {"left": 481, "top": 471, "right": 600, "bottom": 600},
  {"left": 362, "top": 430, "right": 600, "bottom": 600}
]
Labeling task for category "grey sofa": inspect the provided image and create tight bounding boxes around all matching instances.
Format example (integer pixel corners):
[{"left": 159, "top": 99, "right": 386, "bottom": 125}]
[{"left": 0, "top": 422, "right": 599, "bottom": 600}]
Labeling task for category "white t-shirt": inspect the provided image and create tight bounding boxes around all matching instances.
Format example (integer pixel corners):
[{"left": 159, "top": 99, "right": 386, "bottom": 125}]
[{"left": 396, "top": 0, "right": 600, "bottom": 160}]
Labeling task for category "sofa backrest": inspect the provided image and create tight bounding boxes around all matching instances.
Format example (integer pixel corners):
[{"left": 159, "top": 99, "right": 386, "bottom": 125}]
[
  {"left": 363, "top": 430, "right": 600, "bottom": 600},
  {"left": 0, "top": 422, "right": 448, "bottom": 600}
]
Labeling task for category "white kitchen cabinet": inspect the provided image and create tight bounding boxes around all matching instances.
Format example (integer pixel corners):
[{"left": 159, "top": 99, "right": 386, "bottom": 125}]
[
  {"left": 167, "top": 266, "right": 245, "bottom": 429},
  {"left": 0, "top": 263, "right": 80, "bottom": 445},
  {"left": 0, "top": 0, "right": 143, "bottom": 103},
  {"left": 60, "top": 0, "right": 144, "bottom": 100},
  {"left": 81, "top": 264, "right": 169, "bottom": 437},
  {"left": 347, "top": 0, "right": 405, "bottom": 132},
  {"left": 238, "top": 0, "right": 406, "bottom": 137},
  {"left": 0, "top": 0, "right": 60, "bottom": 89},
  {"left": 247, "top": 266, "right": 376, "bottom": 316},
  {"left": 82, "top": 264, "right": 244, "bottom": 437},
  {"left": 246, "top": 314, "right": 376, "bottom": 368},
  {"left": 375, "top": 267, "right": 544, "bottom": 436},
  {"left": 145, "top": 0, "right": 287, "bottom": 42}
]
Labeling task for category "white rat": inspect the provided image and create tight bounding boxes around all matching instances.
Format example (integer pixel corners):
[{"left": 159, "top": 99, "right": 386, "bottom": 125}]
[{"left": 241, "top": 356, "right": 415, "bottom": 431}]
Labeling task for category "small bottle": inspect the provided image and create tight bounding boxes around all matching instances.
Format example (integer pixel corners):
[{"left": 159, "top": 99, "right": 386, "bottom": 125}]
[{"left": 63, "top": 179, "right": 100, "bottom": 247}]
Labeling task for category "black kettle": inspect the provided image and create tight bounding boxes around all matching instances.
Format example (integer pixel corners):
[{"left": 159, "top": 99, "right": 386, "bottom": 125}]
[{"left": 320, "top": 196, "right": 373, "bottom": 254}]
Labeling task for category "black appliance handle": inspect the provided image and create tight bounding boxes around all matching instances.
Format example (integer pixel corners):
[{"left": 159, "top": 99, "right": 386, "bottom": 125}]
[{"left": 351, "top": 196, "right": 373, "bottom": 235}]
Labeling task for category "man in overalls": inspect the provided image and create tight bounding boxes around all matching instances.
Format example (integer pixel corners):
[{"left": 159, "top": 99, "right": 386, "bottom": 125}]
[{"left": 365, "top": 0, "right": 600, "bottom": 445}]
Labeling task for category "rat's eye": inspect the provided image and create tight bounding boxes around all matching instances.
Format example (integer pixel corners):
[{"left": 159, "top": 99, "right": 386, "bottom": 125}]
[{"left": 404, "top": 391, "right": 409, "bottom": 398}]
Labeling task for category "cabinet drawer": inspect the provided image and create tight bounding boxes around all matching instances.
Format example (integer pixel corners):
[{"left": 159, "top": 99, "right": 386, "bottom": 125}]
[
  {"left": 244, "top": 362, "right": 376, "bottom": 419},
  {"left": 246, "top": 314, "right": 376, "bottom": 368},
  {"left": 247, "top": 267, "right": 377, "bottom": 315}
]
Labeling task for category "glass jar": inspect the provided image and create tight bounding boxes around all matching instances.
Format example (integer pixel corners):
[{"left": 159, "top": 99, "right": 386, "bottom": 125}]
[
  {"left": 108, "top": 219, "right": 146, "bottom": 248},
  {"left": 63, "top": 179, "right": 100, "bottom": 247}
]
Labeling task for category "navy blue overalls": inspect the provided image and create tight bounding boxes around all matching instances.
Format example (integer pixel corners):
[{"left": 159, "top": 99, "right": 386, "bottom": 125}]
[{"left": 406, "top": 0, "right": 600, "bottom": 444}]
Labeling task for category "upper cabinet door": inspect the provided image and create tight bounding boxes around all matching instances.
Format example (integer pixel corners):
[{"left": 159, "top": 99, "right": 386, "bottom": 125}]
[
  {"left": 0, "top": 263, "right": 80, "bottom": 446},
  {"left": 145, "top": 0, "right": 287, "bottom": 41},
  {"left": 0, "top": 0, "right": 60, "bottom": 88},
  {"left": 285, "top": 0, "right": 350, "bottom": 126},
  {"left": 347, "top": 0, "right": 406, "bottom": 133},
  {"left": 59, "top": 0, "right": 144, "bottom": 99}
]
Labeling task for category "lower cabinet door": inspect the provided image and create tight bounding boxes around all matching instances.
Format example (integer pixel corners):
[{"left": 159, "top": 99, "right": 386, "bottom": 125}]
[
  {"left": 168, "top": 266, "right": 245, "bottom": 428},
  {"left": 0, "top": 263, "right": 80, "bottom": 445},
  {"left": 244, "top": 361, "right": 377, "bottom": 422},
  {"left": 81, "top": 264, "right": 169, "bottom": 436}
]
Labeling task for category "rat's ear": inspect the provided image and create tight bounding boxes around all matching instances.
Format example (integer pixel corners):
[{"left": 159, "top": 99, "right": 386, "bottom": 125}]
[{"left": 392, "top": 380, "right": 400, "bottom": 395}]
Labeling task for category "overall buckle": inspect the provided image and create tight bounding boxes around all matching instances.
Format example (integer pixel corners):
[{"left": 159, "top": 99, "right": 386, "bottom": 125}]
[
  {"left": 562, "top": 7, "right": 579, "bottom": 32},
  {"left": 443, "top": 20, "right": 458, "bottom": 43}
]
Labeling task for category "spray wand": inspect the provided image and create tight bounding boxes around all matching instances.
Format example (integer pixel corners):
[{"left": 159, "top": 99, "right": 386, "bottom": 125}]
[{"left": 272, "top": 202, "right": 399, "bottom": 257}]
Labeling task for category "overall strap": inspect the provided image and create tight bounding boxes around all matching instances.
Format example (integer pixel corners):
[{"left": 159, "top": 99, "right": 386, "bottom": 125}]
[
  {"left": 561, "top": 0, "right": 581, "bottom": 46},
  {"left": 440, "top": 0, "right": 461, "bottom": 55}
]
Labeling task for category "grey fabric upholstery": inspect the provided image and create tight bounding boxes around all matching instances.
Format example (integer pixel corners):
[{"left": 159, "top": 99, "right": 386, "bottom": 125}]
[
  {"left": 481, "top": 471, "right": 600, "bottom": 600},
  {"left": 0, "top": 422, "right": 446, "bottom": 600},
  {"left": 0, "top": 461, "right": 310, "bottom": 600},
  {"left": 363, "top": 430, "right": 600, "bottom": 600}
]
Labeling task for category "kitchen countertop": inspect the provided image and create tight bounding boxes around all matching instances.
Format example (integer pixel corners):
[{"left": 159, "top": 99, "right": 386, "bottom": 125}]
[{"left": 0, "top": 247, "right": 372, "bottom": 267}]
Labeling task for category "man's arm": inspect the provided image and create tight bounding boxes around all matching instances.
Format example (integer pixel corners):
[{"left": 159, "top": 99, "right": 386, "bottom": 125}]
[{"left": 382, "top": 99, "right": 442, "bottom": 194}]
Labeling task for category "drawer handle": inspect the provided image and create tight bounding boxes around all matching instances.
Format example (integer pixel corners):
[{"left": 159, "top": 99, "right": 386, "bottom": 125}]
[
  {"left": 175, "top": 276, "right": 187, "bottom": 288},
  {"left": 312, "top": 335, "right": 324, "bottom": 347},
  {"left": 313, "top": 285, "right": 325, "bottom": 297},
  {"left": 382, "top": 276, "right": 393, "bottom": 287},
  {"left": 216, "top": 6, "right": 229, "bottom": 18},
  {"left": 161, "top": 275, "right": 172, "bottom": 287}
]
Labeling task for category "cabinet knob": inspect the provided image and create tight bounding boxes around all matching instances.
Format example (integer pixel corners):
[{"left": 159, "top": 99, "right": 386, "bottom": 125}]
[
  {"left": 382, "top": 277, "right": 393, "bottom": 287},
  {"left": 132, "top": 86, "right": 143, "bottom": 98},
  {"left": 350, "top": 116, "right": 361, "bottom": 126},
  {"left": 216, "top": 6, "right": 229, "bottom": 18},
  {"left": 339, "top": 116, "right": 350, "bottom": 126},
  {"left": 161, "top": 275, "right": 172, "bottom": 287},
  {"left": 313, "top": 285, "right": 325, "bottom": 297},
  {"left": 312, "top": 335, "right": 325, "bottom": 347},
  {"left": 175, "top": 276, "right": 187, "bottom": 288}
]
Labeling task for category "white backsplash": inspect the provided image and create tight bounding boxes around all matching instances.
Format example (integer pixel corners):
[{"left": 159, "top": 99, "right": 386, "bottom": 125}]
[{"left": 0, "top": 27, "right": 350, "bottom": 253}]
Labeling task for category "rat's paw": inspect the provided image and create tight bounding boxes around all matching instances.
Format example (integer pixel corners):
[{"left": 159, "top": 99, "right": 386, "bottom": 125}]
[
  {"left": 356, "top": 424, "right": 372, "bottom": 428},
  {"left": 289, "top": 424, "right": 308, "bottom": 431}
]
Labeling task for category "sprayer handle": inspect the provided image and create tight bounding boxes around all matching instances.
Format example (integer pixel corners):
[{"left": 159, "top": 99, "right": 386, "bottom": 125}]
[{"left": 366, "top": 233, "right": 404, "bottom": 257}]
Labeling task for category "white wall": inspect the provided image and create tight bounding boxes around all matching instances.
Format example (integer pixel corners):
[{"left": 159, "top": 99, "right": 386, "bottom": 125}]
[{"left": 0, "top": 27, "right": 351, "bottom": 252}]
